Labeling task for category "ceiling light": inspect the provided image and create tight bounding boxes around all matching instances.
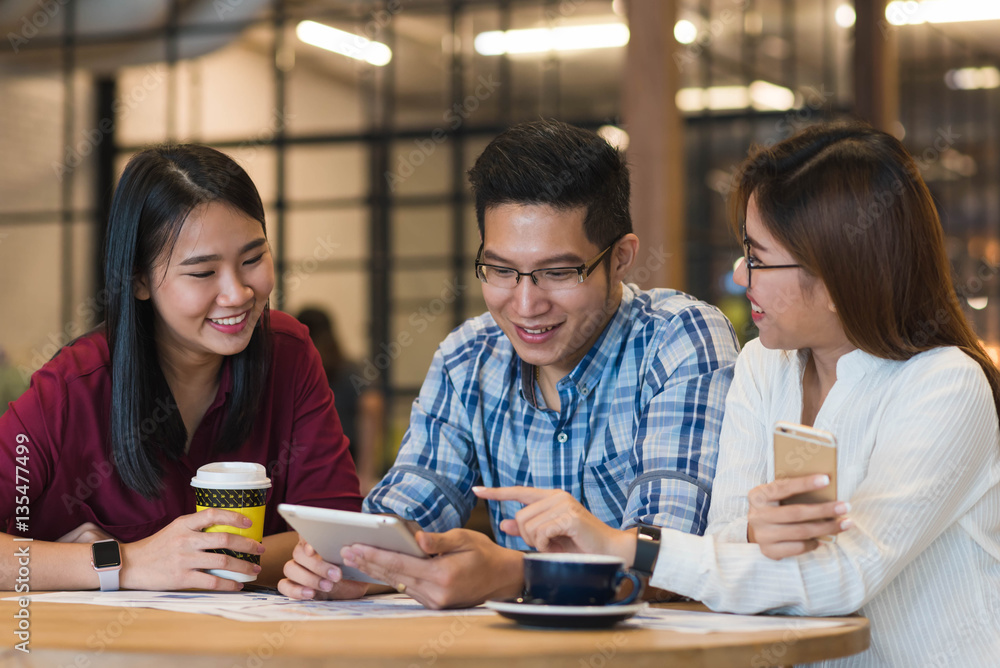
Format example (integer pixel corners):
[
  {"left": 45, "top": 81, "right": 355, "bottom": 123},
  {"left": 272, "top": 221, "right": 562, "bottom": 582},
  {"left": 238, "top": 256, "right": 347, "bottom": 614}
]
[
  {"left": 597, "top": 125, "right": 630, "bottom": 151},
  {"left": 749, "top": 80, "right": 796, "bottom": 110},
  {"left": 674, "top": 19, "right": 698, "bottom": 45},
  {"left": 835, "top": 4, "right": 857, "bottom": 28},
  {"left": 474, "top": 23, "right": 629, "bottom": 56},
  {"left": 296, "top": 20, "right": 392, "bottom": 66},
  {"left": 968, "top": 296, "right": 989, "bottom": 311},
  {"left": 945, "top": 66, "right": 1000, "bottom": 90},
  {"left": 886, "top": 1, "right": 1000, "bottom": 25},
  {"left": 676, "top": 81, "right": 795, "bottom": 113}
]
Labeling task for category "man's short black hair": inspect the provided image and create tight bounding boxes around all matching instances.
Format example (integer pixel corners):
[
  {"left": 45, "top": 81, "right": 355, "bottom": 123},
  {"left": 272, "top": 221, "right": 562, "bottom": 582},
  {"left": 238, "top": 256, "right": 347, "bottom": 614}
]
[{"left": 468, "top": 119, "right": 632, "bottom": 249}]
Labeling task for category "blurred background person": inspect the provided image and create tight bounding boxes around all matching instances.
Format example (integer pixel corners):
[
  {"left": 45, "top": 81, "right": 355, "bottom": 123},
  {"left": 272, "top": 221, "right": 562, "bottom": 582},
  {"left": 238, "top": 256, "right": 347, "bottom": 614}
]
[{"left": 297, "top": 307, "right": 385, "bottom": 493}]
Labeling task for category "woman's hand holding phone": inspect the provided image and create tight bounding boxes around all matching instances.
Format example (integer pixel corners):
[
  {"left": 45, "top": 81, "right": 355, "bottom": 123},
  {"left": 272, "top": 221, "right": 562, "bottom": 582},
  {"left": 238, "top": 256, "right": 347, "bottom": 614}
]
[{"left": 747, "top": 475, "right": 854, "bottom": 559}]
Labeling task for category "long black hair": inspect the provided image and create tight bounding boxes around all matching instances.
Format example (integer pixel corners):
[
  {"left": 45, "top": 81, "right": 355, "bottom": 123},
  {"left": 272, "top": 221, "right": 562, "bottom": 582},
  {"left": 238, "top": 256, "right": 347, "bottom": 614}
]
[{"left": 105, "top": 145, "right": 272, "bottom": 498}]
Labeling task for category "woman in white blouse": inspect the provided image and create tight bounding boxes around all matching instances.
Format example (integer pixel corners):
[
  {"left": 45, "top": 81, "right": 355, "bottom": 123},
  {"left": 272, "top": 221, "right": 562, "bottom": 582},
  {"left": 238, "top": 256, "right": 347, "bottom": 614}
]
[{"left": 476, "top": 121, "right": 1000, "bottom": 667}]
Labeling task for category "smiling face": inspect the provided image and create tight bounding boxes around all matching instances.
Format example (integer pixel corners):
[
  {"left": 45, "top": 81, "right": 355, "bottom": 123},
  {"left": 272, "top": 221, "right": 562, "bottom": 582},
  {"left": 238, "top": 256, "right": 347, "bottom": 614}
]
[
  {"left": 135, "top": 201, "right": 274, "bottom": 370},
  {"left": 734, "top": 196, "right": 847, "bottom": 353},
  {"left": 480, "top": 203, "right": 635, "bottom": 378}
]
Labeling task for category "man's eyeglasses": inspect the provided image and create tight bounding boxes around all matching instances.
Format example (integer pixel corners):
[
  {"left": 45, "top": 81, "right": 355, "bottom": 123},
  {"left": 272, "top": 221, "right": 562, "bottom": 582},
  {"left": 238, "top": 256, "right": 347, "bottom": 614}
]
[
  {"left": 475, "top": 240, "right": 618, "bottom": 291},
  {"left": 742, "top": 224, "right": 801, "bottom": 288}
]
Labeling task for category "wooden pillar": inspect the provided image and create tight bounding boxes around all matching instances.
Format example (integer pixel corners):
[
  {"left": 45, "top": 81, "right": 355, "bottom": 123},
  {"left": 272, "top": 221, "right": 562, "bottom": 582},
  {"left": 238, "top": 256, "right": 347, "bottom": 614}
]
[
  {"left": 623, "top": 0, "right": 685, "bottom": 291},
  {"left": 853, "top": 0, "right": 899, "bottom": 132}
]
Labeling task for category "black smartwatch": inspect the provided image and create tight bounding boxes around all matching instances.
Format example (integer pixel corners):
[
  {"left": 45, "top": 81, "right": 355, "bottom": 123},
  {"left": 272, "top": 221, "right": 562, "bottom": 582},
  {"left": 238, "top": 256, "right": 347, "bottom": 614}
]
[
  {"left": 632, "top": 525, "right": 661, "bottom": 577},
  {"left": 91, "top": 539, "right": 122, "bottom": 591}
]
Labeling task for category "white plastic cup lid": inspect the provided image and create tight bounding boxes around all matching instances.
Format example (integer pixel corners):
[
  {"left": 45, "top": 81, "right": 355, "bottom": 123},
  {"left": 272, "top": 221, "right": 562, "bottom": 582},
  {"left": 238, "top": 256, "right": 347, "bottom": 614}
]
[{"left": 190, "top": 462, "right": 271, "bottom": 489}]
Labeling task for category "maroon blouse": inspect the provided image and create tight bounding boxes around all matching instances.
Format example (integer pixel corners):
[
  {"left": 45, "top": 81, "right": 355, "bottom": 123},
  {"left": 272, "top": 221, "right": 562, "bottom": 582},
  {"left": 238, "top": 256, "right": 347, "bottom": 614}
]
[{"left": 0, "top": 310, "right": 362, "bottom": 542}]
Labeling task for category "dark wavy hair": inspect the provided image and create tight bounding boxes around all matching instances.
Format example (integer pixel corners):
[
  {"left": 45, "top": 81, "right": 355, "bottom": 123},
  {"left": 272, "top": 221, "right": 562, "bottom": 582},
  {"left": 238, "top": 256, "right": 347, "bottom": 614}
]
[
  {"left": 730, "top": 121, "right": 1000, "bottom": 416},
  {"left": 105, "top": 144, "right": 272, "bottom": 497},
  {"left": 467, "top": 119, "right": 631, "bottom": 254}
]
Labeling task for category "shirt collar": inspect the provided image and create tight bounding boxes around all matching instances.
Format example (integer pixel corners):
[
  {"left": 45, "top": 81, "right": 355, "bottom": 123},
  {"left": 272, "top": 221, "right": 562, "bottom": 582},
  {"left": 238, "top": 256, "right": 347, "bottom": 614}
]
[
  {"left": 519, "top": 283, "right": 635, "bottom": 406},
  {"left": 795, "top": 346, "right": 884, "bottom": 383},
  {"left": 205, "top": 356, "right": 234, "bottom": 414}
]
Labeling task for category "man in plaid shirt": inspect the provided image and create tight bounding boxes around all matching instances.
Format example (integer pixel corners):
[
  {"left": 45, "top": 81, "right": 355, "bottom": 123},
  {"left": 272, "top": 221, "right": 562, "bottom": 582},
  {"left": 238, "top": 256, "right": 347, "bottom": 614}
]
[{"left": 279, "top": 120, "right": 739, "bottom": 608}]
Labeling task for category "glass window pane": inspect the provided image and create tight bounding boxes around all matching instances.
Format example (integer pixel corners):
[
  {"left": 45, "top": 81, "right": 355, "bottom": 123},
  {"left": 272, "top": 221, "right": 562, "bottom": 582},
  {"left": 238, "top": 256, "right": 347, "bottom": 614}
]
[
  {"left": 389, "top": 306, "right": 455, "bottom": 388},
  {"left": 188, "top": 31, "right": 277, "bottom": 144},
  {"left": 286, "top": 144, "right": 368, "bottom": 202},
  {"left": 0, "top": 222, "right": 64, "bottom": 375},
  {"left": 286, "top": 207, "right": 368, "bottom": 263},
  {"left": 282, "top": 270, "right": 369, "bottom": 362},
  {"left": 286, "top": 22, "right": 366, "bottom": 137},
  {"left": 0, "top": 75, "right": 72, "bottom": 215},
  {"left": 394, "top": 14, "right": 450, "bottom": 130},
  {"left": 388, "top": 138, "right": 452, "bottom": 196},
  {"left": 223, "top": 145, "right": 278, "bottom": 207},
  {"left": 392, "top": 205, "right": 450, "bottom": 259}
]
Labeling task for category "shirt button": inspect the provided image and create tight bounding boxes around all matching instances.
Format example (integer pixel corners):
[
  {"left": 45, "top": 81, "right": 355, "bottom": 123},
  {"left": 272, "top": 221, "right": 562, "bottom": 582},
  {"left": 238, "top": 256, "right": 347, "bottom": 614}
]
[
  {"left": 580, "top": 386, "right": 589, "bottom": 395},
  {"left": 557, "top": 432, "right": 568, "bottom": 443}
]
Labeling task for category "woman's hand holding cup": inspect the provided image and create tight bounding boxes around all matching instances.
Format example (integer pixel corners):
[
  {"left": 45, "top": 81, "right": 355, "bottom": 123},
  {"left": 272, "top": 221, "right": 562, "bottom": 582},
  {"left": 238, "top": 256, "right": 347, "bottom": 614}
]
[{"left": 119, "top": 509, "right": 264, "bottom": 591}]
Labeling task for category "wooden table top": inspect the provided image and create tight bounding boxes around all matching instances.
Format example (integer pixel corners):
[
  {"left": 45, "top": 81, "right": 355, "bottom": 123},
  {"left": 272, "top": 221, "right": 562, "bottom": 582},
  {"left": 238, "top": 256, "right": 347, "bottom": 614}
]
[{"left": 0, "top": 596, "right": 869, "bottom": 668}]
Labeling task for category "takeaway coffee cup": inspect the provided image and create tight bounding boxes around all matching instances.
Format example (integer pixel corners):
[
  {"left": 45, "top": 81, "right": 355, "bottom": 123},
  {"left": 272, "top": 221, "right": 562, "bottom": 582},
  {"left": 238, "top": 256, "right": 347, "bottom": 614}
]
[
  {"left": 191, "top": 462, "right": 271, "bottom": 582},
  {"left": 522, "top": 553, "right": 643, "bottom": 607}
]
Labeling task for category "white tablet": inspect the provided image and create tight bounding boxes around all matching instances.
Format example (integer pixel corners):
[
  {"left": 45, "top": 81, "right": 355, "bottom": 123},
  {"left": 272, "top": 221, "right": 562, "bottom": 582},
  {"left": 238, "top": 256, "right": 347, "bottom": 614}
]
[{"left": 277, "top": 504, "right": 427, "bottom": 585}]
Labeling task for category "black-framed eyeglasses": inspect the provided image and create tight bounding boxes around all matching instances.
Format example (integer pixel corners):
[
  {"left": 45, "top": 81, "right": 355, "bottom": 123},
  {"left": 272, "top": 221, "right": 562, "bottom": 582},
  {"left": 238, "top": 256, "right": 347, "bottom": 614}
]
[
  {"left": 742, "top": 224, "right": 801, "bottom": 288},
  {"left": 475, "top": 239, "right": 618, "bottom": 291}
]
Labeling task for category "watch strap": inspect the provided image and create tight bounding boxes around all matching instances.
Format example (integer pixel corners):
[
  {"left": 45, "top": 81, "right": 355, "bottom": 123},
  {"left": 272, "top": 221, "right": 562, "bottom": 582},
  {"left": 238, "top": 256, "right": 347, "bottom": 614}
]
[
  {"left": 632, "top": 525, "right": 662, "bottom": 577},
  {"left": 92, "top": 539, "right": 122, "bottom": 592},
  {"left": 97, "top": 567, "right": 120, "bottom": 592}
]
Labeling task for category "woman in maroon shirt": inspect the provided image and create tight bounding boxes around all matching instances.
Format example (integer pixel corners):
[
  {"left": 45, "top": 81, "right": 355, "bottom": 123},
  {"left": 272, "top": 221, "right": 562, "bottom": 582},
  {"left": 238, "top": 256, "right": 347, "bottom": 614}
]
[{"left": 0, "top": 145, "right": 361, "bottom": 591}]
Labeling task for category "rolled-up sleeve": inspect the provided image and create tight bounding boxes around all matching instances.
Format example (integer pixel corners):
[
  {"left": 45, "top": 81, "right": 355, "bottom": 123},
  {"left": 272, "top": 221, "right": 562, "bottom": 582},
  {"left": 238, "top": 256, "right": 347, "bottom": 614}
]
[
  {"left": 364, "top": 349, "right": 477, "bottom": 531},
  {"left": 625, "top": 304, "right": 739, "bottom": 535}
]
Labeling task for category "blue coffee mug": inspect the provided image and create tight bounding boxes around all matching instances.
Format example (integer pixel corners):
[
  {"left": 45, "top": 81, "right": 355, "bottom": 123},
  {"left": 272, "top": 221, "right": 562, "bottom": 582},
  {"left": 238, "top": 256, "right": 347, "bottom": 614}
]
[{"left": 523, "top": 553, "right": 643, "bottom": 607}]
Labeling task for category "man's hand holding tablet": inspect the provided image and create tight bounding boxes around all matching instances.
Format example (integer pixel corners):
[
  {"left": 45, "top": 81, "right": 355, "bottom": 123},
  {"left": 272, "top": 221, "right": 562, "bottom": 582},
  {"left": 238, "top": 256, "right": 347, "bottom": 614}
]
[{"left": 276, "top": 505, "right": 524, "bottom": 608}]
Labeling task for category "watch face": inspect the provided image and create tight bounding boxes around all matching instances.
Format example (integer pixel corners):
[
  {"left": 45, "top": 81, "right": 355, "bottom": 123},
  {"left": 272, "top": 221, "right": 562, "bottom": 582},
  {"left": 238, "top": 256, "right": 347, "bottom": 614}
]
[{"left": 92, "top": 541, "right": 122, "bottom": 569}]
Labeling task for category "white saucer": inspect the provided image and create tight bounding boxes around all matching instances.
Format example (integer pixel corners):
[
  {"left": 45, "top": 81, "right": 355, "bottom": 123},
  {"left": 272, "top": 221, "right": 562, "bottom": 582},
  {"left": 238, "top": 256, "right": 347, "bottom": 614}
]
[{"left": 485, "top": 599, "right": 647, "bottom": 628}]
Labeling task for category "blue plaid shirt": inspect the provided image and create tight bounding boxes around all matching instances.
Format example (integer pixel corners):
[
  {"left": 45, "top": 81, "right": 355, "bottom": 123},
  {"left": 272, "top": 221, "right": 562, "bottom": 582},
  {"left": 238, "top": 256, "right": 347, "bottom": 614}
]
[{"left": 365, "top": 284, "right": 739, "bottom": 550}]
